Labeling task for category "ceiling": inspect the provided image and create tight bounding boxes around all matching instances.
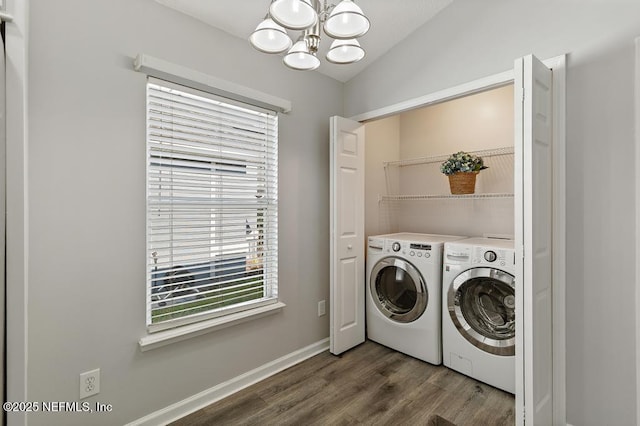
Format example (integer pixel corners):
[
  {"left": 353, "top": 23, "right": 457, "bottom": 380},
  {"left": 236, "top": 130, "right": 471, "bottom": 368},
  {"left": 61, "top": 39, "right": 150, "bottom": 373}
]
[{"left": 155, "top": 0, "right": 455, "bottom": 82}]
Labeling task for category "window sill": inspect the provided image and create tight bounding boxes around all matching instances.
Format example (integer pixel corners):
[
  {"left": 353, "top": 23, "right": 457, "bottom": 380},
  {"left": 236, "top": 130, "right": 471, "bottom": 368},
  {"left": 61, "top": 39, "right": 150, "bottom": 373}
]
[{"left": 139, "top": 301, "right": 286, "bottom": 352}]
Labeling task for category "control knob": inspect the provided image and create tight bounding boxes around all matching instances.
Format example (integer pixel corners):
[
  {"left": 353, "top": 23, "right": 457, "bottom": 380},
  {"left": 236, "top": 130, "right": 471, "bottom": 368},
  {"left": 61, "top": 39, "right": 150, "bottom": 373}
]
[
  {"left": 484, "top": 250, "right": 497, "bottom": 262},
  {"left": 392, "top": 242, "right": 401, "bottom": 252}
]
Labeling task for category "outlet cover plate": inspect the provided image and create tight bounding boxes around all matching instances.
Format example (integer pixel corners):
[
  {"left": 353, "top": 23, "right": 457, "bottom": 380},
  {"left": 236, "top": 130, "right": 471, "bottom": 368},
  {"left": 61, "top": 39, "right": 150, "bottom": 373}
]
[
  {"left": 80, "top": 368, "right": 100, "bottom": 399},
  {"left": 318, "top": 300, "right": 326, "bottom": 317}
]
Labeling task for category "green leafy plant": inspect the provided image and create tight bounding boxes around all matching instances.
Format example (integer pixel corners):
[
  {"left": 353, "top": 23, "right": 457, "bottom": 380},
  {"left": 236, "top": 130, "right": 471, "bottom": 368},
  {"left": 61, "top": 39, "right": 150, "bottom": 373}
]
[{"left": 440, "top": 151, "right": 488, "bottom": 176}]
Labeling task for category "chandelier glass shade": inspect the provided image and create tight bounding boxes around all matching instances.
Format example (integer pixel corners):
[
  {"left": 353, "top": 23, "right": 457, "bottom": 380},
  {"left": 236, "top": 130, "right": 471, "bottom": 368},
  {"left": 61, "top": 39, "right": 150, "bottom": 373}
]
[
  {"left": 249, "top": 17, "right": 293, "bottom": 54},
  {"left": 283, "top": 37, "right": 321, "bottom": 70},
  {"left": 326, "top": 38, "right": 364, "bottom": 64},
  {"left": 323, "top": 0, "right": 370, "bottom": 39},
  {"left": 269, "top": 0, "right": 317, "bottom": 30},
  {"left": 250, "top": 0, "right": 370, "bottom": 71}
]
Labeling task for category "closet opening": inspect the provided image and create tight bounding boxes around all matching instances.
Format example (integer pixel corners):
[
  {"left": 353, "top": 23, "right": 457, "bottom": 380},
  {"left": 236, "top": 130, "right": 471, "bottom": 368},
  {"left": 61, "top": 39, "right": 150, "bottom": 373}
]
[
  {"left": 331, "top": 53, "right": 566, "bottom": 426},
  {"left": 364, "top": 83, "right": 515, "bottom": 239},
  {"left": 362, "top": 84, "right": 517, "bottom": 418}
]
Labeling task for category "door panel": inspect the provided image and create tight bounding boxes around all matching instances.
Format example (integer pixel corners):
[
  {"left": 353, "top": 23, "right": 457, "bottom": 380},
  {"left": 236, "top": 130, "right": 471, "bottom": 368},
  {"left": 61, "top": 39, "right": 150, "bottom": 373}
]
[
  {"left": 515, "top": 54, "right": 553, "bottom": 426},
  {"left": 339, "top": 167, "right": 357, "bottom": 243},
  {"left": 339, "top": 258, "right": 357, "bottom": 328},
  {"left": 330, "top": 116, "right": 365, "bottom": 355}
]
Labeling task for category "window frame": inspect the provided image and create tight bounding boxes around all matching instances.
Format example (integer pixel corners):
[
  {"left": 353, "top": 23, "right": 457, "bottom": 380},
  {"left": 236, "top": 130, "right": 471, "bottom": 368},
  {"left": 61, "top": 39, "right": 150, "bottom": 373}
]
[{"left": 145, "top": 77, "right": 279, "bottom": 334}]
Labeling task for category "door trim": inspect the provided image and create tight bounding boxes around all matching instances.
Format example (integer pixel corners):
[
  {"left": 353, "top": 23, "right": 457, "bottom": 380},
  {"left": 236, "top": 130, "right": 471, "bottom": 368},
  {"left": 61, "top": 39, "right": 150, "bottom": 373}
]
[
  {"left": 349, "top": 70, "right": 514, "bottom": 123},
  {"left": 0, "top": 13, "right": 5, "bottom": 418},
  {"left": 5, "top": 0, "right": 30, "bottom": 424},
  {"left": 550, "top": 54, "right": 567, "bottom": 426},
  {"left": 635, "top": 36, "right": 640, "bottom": 426},
  {"left": 348, "top": 54, "right": 567, "bottom": 425}
]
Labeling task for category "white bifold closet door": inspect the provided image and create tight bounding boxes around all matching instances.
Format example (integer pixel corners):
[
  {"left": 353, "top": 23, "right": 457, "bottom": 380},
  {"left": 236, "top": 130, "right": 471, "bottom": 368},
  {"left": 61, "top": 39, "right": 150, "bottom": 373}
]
[
  {"left": 514, "top": 54, "right": 554, "bottom": 426},
  {"left": 329, "top": 116, "right": 365, "bottom": 355}
]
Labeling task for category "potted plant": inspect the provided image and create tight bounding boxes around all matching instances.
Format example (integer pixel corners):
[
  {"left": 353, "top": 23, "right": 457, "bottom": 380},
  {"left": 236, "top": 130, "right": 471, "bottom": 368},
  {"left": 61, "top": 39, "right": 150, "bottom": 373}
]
[{"left": 440, "top": 151, "right": 488, "bottom": 194}]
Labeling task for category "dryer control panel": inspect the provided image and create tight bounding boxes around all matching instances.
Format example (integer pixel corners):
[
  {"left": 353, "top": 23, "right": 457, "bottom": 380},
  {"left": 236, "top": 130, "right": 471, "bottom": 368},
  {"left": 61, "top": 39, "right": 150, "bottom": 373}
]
[
  {"left": 470, "top": 246, "right": 514, "bottom": 268},
  {"left": 444, "top": 242, "right": 515, "bottom": 268}
]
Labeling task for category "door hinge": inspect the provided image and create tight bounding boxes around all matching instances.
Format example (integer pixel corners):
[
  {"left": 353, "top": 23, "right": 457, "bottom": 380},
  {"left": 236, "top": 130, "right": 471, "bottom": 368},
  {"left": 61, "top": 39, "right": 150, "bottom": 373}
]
[{"left": 522, "top": 87, "right": 525, "bottom": 102}]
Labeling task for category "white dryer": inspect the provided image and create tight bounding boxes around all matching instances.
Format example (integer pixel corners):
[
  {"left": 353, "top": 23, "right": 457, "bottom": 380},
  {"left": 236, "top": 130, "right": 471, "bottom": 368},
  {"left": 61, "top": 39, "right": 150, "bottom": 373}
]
[
  {"left": 366, "top": 232, "right": 466, "bottom": 364},
  {"left": 442, "top": 237, "right": 516, "bottom": 394}
]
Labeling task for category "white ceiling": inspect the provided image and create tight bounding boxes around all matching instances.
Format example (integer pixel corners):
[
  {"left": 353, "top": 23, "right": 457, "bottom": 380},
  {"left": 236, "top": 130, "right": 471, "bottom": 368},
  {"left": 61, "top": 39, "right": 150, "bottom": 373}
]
[{"left": 155, "top": 0, "right": 455, "bottom": 82}]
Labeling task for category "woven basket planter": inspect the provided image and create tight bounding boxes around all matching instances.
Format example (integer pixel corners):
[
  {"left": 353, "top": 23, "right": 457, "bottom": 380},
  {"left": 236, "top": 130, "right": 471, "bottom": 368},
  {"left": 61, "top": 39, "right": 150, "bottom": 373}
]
[{"left": 447, "top": 171, "right": 478, "bottom": 195}]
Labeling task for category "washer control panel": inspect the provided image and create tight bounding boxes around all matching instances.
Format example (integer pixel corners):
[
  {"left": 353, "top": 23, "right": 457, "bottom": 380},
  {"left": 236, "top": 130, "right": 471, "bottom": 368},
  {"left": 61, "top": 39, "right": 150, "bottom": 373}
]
[{"left": 381, "top": 240, "right": 433, "bottom": 259}]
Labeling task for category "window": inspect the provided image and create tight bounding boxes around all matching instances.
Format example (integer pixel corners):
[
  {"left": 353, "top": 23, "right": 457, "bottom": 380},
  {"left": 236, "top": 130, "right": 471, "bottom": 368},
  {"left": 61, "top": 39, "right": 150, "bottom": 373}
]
[{"left": 146, "top": 78, "right": 278, "bottom": 332}]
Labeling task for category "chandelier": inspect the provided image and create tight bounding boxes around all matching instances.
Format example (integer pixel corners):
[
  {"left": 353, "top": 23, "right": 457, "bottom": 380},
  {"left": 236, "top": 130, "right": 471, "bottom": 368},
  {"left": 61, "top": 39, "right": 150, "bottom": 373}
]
[{"left": 249, "top": 0, "right": 370, "bottom": 71}]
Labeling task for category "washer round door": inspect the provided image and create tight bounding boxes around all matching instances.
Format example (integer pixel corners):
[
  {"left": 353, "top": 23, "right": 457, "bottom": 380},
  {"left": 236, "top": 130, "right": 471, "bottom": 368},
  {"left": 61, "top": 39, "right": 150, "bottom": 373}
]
[
  {"left": 370, "top": 256, "right": 428, "bottom": 323},
  {"left": 448, "top": 267, "right": 516, "bottom": 356}
]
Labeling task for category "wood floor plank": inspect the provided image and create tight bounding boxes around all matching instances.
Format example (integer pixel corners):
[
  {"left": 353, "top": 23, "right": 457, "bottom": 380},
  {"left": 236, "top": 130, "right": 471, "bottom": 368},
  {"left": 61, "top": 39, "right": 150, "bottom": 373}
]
[
  {"left": 171, "top": 393, "right": 268, "bottom": 426},
  {"left": 400, "top": 381, "right": 454, "bottom": 425},
  {"left": 242, "top": 376, "right": 331, "bottom": 426},
  {"left": 340, "top": 356, "right": 436, "bottom": 424},
  {"left": 171, "top": 341, "right": 515, "bottom": 426}
]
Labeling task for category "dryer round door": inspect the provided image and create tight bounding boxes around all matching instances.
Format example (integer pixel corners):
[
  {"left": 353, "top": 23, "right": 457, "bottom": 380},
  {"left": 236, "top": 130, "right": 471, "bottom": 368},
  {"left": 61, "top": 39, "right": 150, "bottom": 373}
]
[
  {"left": 370, "top": 256, "right": 428, "bottom": 323},
  {"left": 448, "top": 267, "right": 515, "bottom": 356}
]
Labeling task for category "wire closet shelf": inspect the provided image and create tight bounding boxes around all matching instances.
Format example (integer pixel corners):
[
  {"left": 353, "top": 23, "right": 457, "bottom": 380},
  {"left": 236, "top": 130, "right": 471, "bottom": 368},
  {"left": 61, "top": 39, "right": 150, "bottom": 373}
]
[{"left": 380, "top": 146, "right": 515, "bottom": 202}]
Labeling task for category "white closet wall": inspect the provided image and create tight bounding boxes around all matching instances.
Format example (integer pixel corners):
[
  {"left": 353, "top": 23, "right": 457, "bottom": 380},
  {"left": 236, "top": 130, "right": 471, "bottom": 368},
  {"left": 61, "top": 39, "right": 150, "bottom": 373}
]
[
  {"left": 399, "top": 85, "right": 514, "bottom": 157},
  {"left": 364, "top": 115, "right": 400, "bottom": 237},
  {"left": 365, "top": 84, "right": 515, "bottom": 239}
]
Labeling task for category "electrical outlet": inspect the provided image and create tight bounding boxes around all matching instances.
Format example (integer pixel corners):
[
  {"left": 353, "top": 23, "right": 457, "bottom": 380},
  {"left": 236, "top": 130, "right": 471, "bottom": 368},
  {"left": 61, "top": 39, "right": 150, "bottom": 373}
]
[
  {"left": 79, "top": 368, "right": 100, "bottom": 399},
  {"left": 318, "top": 300, "right": 326, "bottom": 317}
]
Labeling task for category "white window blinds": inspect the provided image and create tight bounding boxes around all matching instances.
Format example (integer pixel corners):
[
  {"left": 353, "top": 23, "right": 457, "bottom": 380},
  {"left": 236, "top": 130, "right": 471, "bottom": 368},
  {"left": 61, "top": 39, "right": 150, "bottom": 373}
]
[{"left": 146, "top": 77, "right": 278, "bottom": 331}]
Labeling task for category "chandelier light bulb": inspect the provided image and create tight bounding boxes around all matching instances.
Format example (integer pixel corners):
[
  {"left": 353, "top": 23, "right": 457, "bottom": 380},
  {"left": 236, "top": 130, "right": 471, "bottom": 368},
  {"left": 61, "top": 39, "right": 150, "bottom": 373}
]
[
  {"left": 326, "top": 38, "right": 365, "bottom": 64},
  {"left": 323, "top": 0, "right": 370, "bottom": 39},
  {"left": 269, "top": 0, "right": 318, "bottom": 31},
  {"left": 249, "top": 17, "right": 293, "bottom": 54}
]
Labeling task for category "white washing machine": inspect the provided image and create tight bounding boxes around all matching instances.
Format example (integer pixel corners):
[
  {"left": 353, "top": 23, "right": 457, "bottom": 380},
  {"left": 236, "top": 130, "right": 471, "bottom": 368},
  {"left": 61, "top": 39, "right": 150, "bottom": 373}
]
[
  {"left": 366, "top": 232, "right": 466, "bottom": 364},
  {"left": 442, "top": 237, "right": 516, "bottom": 394}
]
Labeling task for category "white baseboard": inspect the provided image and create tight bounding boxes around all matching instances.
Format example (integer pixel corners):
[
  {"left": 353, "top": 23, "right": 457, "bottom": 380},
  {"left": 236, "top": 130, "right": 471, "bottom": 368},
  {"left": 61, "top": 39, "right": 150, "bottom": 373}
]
[{"left": 126, "top": 338, "right": 330, "bottom": 426}]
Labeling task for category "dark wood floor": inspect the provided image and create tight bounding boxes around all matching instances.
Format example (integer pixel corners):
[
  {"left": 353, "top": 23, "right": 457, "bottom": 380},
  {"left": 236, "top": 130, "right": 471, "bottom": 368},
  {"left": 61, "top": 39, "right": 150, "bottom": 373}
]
[{"left": 172, "top": 340, "right": 515, "bottom": 426}]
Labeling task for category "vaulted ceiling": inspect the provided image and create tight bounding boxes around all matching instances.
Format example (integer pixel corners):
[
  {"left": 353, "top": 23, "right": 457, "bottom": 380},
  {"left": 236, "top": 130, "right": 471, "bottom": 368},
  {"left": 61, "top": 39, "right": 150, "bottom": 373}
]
[{"left": 155, "top": 0, "right": 455, "bottom": 82}]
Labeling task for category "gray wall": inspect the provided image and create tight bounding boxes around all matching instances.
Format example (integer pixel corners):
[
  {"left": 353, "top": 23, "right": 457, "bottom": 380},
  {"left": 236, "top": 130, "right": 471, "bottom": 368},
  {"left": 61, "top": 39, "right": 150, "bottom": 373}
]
[
  {"left": 25, "top": 0, "right": 342, "bottom": 424},
  {"left": 346, "top": 1, "right": 640, "bottom": 425},
  {"left": 18, "top": 0, "right": 640, "bottom": 424}
]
